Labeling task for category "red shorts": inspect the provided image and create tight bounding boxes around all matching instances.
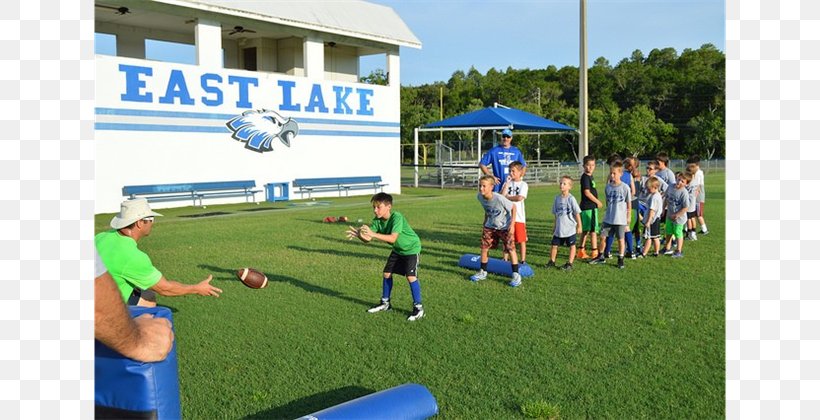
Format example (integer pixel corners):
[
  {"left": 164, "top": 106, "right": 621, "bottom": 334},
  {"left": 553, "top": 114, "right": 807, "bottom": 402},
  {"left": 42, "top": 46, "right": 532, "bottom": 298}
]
[
  {"left": 481, "top": 226, "right": 515, "bottom": 253},
  {"left": 513, "top": 222, "right": 527, "bottom": 243}
]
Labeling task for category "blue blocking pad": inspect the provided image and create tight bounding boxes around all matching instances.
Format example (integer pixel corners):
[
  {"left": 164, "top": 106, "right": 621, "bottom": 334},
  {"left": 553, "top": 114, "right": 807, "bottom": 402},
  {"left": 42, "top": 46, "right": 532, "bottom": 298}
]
[
  {"left": 458, "top": 254, "right": 535, "bottom": 277},
  {"left": 298, "top": 383, "right": 438, "bottom": 420},
  {"left": 95, "top": 306, "right": 181, "bottom": 420}
]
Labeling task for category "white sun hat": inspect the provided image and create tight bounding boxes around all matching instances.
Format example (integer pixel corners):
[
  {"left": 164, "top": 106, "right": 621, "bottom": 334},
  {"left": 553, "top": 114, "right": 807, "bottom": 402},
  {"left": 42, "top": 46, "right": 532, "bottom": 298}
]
[{"left": 110, "top": 198, "right": 164, "bottom": 229}]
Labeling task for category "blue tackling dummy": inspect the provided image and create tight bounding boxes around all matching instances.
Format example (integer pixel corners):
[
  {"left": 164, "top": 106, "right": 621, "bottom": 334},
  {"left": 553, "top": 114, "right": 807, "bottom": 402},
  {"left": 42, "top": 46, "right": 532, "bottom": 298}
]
[{"left": 458, "top": 254, "right": 535, "bottom": 277}]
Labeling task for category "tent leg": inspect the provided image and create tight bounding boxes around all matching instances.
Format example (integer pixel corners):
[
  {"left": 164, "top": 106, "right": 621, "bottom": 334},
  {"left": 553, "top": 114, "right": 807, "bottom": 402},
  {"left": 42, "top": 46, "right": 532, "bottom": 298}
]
[
  {"left": 476, "top": 128, "right": 482, "bottom": 180},
  {"left": 414, "top": 128, "right": 419, "bottom": 188}
]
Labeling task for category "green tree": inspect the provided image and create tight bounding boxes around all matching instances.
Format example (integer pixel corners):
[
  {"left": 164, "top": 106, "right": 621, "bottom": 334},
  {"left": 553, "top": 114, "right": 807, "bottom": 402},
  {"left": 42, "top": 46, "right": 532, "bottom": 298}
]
[
  {"left": 612, "top": 105, "right": 676, "bottom": 157},
  {"left": 398, "top": 44, "right": 725, "bottom": 161},
  {"left": 359, "top": 68, "right": 387, "bottom": 86},
  {"left": 686, "top": 108, "right": 724, "bottom": 160}
]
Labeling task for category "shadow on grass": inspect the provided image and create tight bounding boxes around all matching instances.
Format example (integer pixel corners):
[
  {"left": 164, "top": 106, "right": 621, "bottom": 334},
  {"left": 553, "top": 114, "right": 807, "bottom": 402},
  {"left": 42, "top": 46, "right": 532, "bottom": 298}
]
[
  {"left": 178, "top": 211, "right": 232, "bottom": 218},
  {"left": 243, "top": 386, "right": 375, "bottom": 419},
  {"left": 297, "top": 218, "right": 358, "bottom": 225},
  {"left": 270, "top": 273, "right": 373, "bottom": 308},
  {"left": 199, "top": 263, "right": 373, "bottom": 308},
  {"left": 287, "top": 245, "right": 383, "bottom": 262},
  {"left": 239, "top": 207, "right": 286, "bottom": 213},
  {"left": 197, "top": 264, "right": 244, "bottom": 285},
  {"left": 413, "top": 227, "right": 478, "bottom": 250}
]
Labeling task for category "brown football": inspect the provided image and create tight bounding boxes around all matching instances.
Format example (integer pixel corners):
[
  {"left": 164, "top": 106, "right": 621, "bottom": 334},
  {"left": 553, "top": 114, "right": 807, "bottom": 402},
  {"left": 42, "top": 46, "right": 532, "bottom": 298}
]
[{"left": 236, "top": 268, "right": 268, "bottom": 289}]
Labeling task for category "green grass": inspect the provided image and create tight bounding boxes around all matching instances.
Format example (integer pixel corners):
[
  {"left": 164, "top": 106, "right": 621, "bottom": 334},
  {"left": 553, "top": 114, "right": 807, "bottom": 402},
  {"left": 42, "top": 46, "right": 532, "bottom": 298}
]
[
  {"left": 520, "top": 400, "right": 561, "bottom": 419},
  {"left": 95, "top": 173, "right": 725, "bottom": 419}
]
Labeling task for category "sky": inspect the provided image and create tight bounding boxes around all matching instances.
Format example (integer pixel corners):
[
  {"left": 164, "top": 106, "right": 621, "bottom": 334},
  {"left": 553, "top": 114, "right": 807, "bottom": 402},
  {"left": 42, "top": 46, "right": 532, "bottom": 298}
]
[
  {"left": 95, "top": 0, "right": 725, "bottom": 87},
  {"left": 365, "top": 0, "right": 725, "bottom": 85}
]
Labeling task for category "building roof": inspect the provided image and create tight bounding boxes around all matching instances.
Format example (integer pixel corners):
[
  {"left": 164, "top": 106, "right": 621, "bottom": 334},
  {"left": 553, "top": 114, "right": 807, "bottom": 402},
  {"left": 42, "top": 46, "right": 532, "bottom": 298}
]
[{"left": 158, "top": 0, "right": 421, "bottom": 48}]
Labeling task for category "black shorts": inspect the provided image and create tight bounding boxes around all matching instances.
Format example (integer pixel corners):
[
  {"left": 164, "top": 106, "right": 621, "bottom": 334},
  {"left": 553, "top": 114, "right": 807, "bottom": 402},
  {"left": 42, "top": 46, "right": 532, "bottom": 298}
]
[
  {"left": 383, "top": 251, "right": 419, "bottom": 277},
  {"left": 127, "top": 288, "right": 156, "bottom": 305},
  {"left": 645, "top": 219, "right": 661, "bottom": 238},
  {"left": 687, "top": 211, "right": 697, "bottom": 220},
  {"left": 551, "top": 234, "right": 577, "bottom": 247}
]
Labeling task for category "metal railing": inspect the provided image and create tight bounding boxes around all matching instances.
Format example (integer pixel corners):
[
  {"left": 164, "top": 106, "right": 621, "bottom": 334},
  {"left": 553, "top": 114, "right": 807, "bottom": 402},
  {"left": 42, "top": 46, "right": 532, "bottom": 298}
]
[{"left": 402, "top": 159, "right": 725, "bottom": 189}]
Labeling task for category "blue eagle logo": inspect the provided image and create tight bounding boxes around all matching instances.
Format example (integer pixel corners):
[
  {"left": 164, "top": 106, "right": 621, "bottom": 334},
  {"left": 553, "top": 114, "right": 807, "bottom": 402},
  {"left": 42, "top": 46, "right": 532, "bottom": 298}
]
[{"left": 225, "top": 109, "right": 299, "bottom": 153}]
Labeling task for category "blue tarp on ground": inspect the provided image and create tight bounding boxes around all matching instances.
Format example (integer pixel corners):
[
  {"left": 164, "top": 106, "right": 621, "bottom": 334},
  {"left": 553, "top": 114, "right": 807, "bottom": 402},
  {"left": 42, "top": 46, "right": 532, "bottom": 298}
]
[{"left": 423, "top": 107, "right": 576, "bottom": 132}]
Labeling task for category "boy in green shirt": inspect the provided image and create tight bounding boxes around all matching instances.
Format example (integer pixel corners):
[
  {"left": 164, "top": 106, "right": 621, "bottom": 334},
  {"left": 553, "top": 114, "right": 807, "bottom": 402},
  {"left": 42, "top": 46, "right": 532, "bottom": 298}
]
[{"left": 347, "top": 193, "right": 425, "bottom": 321}]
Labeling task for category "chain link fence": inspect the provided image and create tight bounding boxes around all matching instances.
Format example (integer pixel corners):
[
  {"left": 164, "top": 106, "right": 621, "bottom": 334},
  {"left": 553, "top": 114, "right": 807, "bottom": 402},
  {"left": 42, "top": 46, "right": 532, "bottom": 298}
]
[{"left": 401, "top": 159, "right": 725, "bottom": 188}]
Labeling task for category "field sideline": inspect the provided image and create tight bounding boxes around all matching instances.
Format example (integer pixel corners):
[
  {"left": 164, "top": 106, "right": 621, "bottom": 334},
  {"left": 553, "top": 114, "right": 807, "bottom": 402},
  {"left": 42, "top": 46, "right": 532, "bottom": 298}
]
[{"left": 95, "top": 173, "right": 725, "bottom": 419}]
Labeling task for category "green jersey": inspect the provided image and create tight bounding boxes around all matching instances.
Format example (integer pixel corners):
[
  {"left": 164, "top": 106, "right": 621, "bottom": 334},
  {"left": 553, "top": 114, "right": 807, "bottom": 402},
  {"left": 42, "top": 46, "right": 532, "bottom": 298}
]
[
  {"left": 370, "top": 211, "right": 421, "bottom": 255},
  {"left": 94, "top": 230, "right": 162, "bottom": 302}
]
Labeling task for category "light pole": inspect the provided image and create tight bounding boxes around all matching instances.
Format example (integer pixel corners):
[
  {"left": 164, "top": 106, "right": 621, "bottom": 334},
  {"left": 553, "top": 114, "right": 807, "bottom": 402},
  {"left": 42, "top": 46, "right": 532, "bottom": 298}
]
[{"left": 579, "top": 0, "right": 589, "bottom": 162}]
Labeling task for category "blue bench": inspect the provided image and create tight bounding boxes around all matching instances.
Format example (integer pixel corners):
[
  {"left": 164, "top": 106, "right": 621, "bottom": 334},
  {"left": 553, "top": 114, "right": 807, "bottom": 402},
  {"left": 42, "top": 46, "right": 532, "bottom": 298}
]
[
  {"left": 292, "top": 176, "right": 387, "bottom": 199},
  {"left": 122, "top": 180, "right": 262, "bottom": 207}
]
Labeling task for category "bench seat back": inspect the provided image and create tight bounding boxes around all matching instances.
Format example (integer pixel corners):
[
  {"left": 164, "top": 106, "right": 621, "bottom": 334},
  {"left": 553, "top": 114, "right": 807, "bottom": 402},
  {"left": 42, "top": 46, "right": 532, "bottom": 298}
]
[
  {"left": 292, "top": 176, "right": 382, "bottom": 187},
  {"left": 123, "top": 180, "right": 256, "bottom": 196}
]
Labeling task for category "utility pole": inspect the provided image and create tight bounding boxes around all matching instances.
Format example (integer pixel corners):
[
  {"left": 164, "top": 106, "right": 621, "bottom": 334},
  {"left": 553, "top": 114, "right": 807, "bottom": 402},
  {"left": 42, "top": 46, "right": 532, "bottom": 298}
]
[{"left": 579, "top": 0, "right": 589, "bottom": 162}]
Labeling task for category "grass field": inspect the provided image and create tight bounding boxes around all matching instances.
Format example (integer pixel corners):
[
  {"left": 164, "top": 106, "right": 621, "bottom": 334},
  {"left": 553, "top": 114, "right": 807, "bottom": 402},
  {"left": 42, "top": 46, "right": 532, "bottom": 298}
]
[{"left": 95, "top": 173, "right": 725, "bottom": 419}]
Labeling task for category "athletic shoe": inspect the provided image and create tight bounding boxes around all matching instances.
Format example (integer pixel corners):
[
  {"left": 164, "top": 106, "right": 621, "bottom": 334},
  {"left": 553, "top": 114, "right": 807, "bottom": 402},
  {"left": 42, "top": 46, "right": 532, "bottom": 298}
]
[
  {"left": 367, "top": 299, "right": 391, "bottom": 313},
  {"left": 560, "top": 263, "right": 573, "bottom": 271},
  {"left": 636, "top": 252, "right": 645, "bottom": 259},
  {"left": 407, "top": 304, "right": 424, "bottom": 321},
  {"left": 589, "top": 255, "right": 606, "bottom": 265},
  {"left": 545, "top": 260, "right": 556, "bottom": 269},
  {"left": 470, "top": 269, "right": 488, "bottom": 282},
  {"left": 651, "top": 252, "right": 660, "bottom": 257},
  {"left": 691, "top": 231, "right": 698, "bottom": 241},
  {"left": 671, "top": 251, "right": 683, "bottom": 258},
  {"left": 663, "top": 249, "right": 675, "bottom": 255},
  {"left": 617, "top": 257, "right": 625, "bottom": 269},
  {"left": 700, "top": 227, "right": 709, "bottom": 235},
  {"left": 605, "top": 253, "right": 612, "bottom": 259},
  {"left": 577, "top": 249, "right": 589, "bottom": 259},
  {"left": 590, "top": 251, "right": 600, "bottom": 259},
  {"left": 508, "top": 272, "right": 522, "bottom": 287}
]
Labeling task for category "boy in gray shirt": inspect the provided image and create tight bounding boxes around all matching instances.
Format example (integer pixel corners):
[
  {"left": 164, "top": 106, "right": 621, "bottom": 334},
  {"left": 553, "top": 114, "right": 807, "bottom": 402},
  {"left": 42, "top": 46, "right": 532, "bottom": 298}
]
[
  {"left": 470, "top": 175, "right": 522, "bottom": 287},
  {"left": 590, "top": 161, "right": 632, "bottom": 269},
  {"left": 655, "top": 152, "right": 677, "bottom": 188},
  {"left": 639, "top": 177, "right": 665, "bottom": 257},
  {"left": 547, "top": 176, "right": 582, "bottom": 271},
  {"left": 662, "top": 172, "right": 692, "bottom": 258}
]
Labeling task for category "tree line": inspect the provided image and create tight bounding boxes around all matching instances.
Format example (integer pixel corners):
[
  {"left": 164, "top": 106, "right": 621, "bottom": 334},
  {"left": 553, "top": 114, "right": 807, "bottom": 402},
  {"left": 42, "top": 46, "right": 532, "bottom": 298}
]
[{"left": 364, "top": 44, "right": 724, "bottom": 163}]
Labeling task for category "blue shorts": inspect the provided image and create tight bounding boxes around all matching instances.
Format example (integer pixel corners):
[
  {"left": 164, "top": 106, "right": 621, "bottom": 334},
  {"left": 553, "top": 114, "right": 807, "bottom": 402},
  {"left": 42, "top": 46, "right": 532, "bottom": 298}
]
[{"left": 551, "top": 234, "right": 577, "bottom": 247}]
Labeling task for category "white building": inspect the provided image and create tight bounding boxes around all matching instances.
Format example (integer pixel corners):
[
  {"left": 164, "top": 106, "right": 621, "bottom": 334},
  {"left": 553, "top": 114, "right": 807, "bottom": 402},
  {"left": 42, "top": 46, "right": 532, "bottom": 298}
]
[{"left": 95, "top": 0, "right": 421, "bottom": 212}]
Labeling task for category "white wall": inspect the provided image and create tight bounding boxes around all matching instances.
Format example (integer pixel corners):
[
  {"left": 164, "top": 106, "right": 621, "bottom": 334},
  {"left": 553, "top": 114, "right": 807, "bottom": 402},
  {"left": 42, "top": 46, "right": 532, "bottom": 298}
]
[{"left": 95, "top": 55, "right": 400, "bottom": 214}]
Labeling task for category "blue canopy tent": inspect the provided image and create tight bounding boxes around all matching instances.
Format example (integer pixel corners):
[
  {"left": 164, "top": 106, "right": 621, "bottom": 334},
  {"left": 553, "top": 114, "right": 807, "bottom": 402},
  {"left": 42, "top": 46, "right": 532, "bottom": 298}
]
[
  {"left": 413, "top": 106, "right": 577, "bottom": 186},
  {"left": 422, "top": 106, "right": 576, "bottom": 132}
]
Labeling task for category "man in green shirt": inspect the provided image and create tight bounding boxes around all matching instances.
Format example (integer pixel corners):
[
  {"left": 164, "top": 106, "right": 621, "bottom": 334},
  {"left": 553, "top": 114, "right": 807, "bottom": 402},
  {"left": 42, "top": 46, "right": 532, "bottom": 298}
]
[
  {"left": 346, "top": 193, "right": 425, "bottom": 321},
  {"left": 95, "top": 198, "right": 222, "bottom": 307}
]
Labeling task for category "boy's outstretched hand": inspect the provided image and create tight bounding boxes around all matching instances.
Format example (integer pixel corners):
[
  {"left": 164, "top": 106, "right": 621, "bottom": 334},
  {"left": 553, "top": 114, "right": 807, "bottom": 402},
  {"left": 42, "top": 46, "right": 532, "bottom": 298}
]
[{"left": 346, "top": 225, "right": 372, "bottom": 242}]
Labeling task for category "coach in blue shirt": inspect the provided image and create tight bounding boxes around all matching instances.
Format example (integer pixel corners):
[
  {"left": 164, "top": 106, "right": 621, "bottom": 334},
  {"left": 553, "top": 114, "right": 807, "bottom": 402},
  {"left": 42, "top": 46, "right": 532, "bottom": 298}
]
[{"left": 479, "top": 128, "right": 527, "bottom": 192}]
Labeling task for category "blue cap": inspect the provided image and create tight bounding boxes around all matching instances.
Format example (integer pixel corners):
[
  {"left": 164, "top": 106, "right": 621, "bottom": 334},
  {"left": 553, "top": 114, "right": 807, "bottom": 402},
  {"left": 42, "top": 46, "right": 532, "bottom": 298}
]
[{"left": 501, "top": 128, "right": 513, "bottom": 137}]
